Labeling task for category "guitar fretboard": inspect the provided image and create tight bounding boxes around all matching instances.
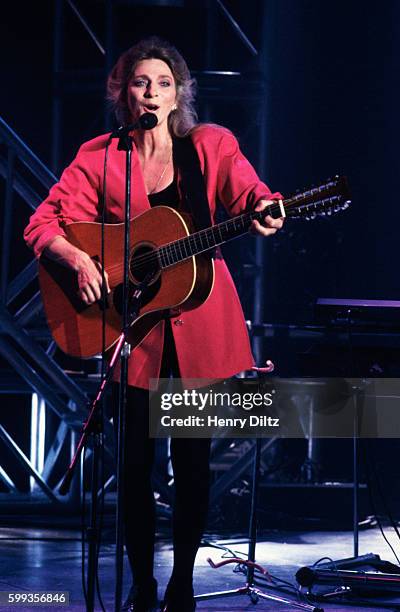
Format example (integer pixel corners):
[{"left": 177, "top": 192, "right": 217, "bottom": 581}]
[
  {"left": 156, "top": 206, "right": 273, "bottom": 268},
  {"left": 131, "top": 175, "right": 350, "bottom": 272}
]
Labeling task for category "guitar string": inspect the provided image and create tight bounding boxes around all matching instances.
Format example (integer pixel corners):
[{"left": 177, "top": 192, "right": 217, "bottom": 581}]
[
  {"left": 128, "top": 185, "right": 343, "bottom": 270},
  {"left": 102, "top": 189, "right": 343, "bottom": 277},
  {"left": 103, "top": 195, "right": 343, "bottom": 278},
  {"left": 128, "top": 193, "right": 343, "bottom": 271},
  {"left": 132, "top": 202, "right": 280, "bottom": 269},
  {"left": 102, "top": 205, "right": 274, "bottom": 277}
]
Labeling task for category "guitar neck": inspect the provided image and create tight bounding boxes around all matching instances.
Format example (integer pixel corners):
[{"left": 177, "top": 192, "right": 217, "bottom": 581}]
[
  {"left": 157, "top": 204, "right": 279, "bottom": 268},
  {"left": 144, "top": 176, "right": 350, "bottom": 269}
]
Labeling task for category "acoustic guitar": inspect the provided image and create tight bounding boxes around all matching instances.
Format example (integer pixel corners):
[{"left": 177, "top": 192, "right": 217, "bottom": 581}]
[{"left": 38, "top": 176, "right": 351, "bottom": 358}]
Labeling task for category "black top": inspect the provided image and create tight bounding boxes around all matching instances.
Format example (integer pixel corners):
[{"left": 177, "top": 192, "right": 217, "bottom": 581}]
[
  {"left": 147, "top": 175, "right": 223, "bottom": 261},
  {"left": 148, "top": 180, "right": 179, "bottom": 209}
]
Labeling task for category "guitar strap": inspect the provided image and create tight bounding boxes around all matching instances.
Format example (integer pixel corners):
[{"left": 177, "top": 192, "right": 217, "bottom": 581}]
[{"left": 173, "top": 135, "right": 216, "bottom": 258}]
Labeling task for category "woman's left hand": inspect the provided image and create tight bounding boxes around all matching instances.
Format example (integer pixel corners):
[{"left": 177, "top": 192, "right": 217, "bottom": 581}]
[{"left": 250, "top": 199, "right": 284, "bottom": 237}]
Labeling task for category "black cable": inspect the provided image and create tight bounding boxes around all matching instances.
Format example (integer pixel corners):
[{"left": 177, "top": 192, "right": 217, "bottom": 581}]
[
  {"left": 260, "top": 574, "right": 303, "bottom": 603},
  {"left": 234, "top": 562, "right": 305, "bottom": 603},
  {"left": 79, "top": 136, "right": 111, "bottom": 611},
  {"left": 312, "top": 556, "right": 337, "bottom": 568},
  {"left": 201, "top": 539, "right": 247, "bottom": 560},
  {"left": 310, "top": 555, "right": 347, "bottom": 603},
  {"left": 101, "top": 137, "right": 111, "bottom": 377}
]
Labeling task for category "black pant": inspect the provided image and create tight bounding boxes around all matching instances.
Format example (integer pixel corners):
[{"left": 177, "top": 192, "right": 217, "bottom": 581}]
[{"left": 113, "top": 321, "right": 211, "bottom": 592}]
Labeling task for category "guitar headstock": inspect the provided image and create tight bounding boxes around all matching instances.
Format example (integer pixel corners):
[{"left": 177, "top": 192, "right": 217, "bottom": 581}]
[{"left": 285, "top": 175, "right": 351, "bottom": 220}]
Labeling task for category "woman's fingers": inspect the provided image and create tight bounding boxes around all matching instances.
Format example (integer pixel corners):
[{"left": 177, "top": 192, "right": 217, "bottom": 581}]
[
  {"left": 77, "top": 258, "right": 110, "bottom": 304},
  {"left": 251, "top": 200, "right": 285, "bottom": 237},
  {"left": 94, "top": 260, "right": 111, "bottom": 293},
  {"left": 264, "top": 215, "right": 284, "bottom": 229},
  {"left": 79, "top": 285, "right": 98, "bottom": 304},
  {"left": 250, "top": 219, "right": 278, "bottom": 236}
]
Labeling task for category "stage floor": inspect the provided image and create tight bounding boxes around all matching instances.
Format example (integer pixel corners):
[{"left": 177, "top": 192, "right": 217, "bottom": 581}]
[{"left": 1, "top": 525, "right": 400, "bottom": 611}]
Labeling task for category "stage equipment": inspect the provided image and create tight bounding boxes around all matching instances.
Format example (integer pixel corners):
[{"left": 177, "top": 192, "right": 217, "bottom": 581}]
[
  {"left": 297, "top": 563, "right": 400, "bottom": 595},
  {"left": 195, "top": 366, "right": 324, "bottom": 612},
  {"left": 207, "top": 307, "right": 400, "bottom": 519},
  {"left": 292, "top": 299, "right": 400, "bottom": 608},
  {"left": 297, "top": 568, "right": 400, "bottom": 596},
  {"left": 316, "top": 298, "right": 400, "bottom": 329},
  {"left": 316, "top": 297, "right": 400, "bottom": 557},
  {"left": 110, "top": 118, "right": 156, "bottom": 612},
  {"left": 296, "top": 552, "right": 400, "bottom": 587}
]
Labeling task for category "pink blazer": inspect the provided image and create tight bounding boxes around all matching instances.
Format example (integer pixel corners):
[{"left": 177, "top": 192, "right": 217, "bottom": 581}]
[{"left": 24, "top": 124, "right": 279, "bottom": 388}]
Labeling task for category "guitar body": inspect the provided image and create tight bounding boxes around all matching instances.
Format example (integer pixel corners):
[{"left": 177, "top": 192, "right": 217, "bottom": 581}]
[
  {"left": 39, "top": 206, "right": 214, "bottom": 358},
  {"left": 38, "top": 176, "right": 350, "bottom": 358}
]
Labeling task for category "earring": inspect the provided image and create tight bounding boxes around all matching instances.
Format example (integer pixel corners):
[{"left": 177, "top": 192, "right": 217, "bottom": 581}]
[{"left": 172, "top": 104, "right": 177, "bottom": 111}]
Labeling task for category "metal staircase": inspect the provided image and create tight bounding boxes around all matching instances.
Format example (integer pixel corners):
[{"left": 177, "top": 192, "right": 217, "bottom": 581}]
[{"left": 0, "top": 115, "right": 116, "bottom": 510}]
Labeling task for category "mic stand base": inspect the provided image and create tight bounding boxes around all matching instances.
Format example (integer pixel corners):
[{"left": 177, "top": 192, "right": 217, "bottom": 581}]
[{"left": 195, "top": 585, "right": 323, "bottom": 611}]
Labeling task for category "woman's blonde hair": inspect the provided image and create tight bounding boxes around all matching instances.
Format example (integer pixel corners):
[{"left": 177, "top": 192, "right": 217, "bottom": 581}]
[{"left": 107, "top": 36, "right": 198, "bottom": 137}]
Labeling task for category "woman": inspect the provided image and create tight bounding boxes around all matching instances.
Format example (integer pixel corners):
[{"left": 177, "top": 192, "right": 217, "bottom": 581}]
[{"left": 24, "top": 37, "right": 283, "bottom": 612}]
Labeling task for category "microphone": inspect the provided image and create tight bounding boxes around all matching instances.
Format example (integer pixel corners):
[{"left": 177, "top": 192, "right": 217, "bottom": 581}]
[{"left": 111, "top": 112, "right": 158, "bottom": 138}]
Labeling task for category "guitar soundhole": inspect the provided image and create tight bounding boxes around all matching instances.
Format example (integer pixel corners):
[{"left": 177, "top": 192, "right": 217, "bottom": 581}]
[
  {"left": 112, "top": 243, "right": 162, "bottom": 315},
  {"left": 130, "top": 243, "right": 161, "bottom": 285}
]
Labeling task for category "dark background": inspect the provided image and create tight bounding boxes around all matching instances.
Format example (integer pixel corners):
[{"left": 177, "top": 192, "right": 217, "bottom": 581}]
[
  {"left": 1, "top": 0, "right": 400, "bottom": 521},
  {"left": 1, "top": 0, "right": 398, "bottom": 325}
]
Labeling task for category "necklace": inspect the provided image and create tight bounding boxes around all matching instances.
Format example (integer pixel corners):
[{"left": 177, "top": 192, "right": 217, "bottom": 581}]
[{"left": 148, "top": 149, "right": 173, "bottom": 195}]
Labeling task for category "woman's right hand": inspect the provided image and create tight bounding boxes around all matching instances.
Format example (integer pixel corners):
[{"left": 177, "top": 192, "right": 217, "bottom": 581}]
[
  {"left": 76, "top": 253, "right": 111, "bottom": 305},
  {"left": 43, "top": 236, "right": 110, "bottom": 305}
]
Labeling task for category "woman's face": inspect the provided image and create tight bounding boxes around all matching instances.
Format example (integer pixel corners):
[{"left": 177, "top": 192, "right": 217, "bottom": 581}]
[{"left": 127, "top": 58, "right": 177, "bottom": 128}]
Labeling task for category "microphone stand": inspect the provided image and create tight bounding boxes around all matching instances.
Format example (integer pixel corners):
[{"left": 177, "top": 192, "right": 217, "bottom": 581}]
[
  {"left": 114, "top": 130, "right": 134, "bottom": 612},
  {"left": 111, "top": 113, "right": 157, "bottom": 611},
  {"left": 59, "top": 128, "right": 150, "bottom": 612}
]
